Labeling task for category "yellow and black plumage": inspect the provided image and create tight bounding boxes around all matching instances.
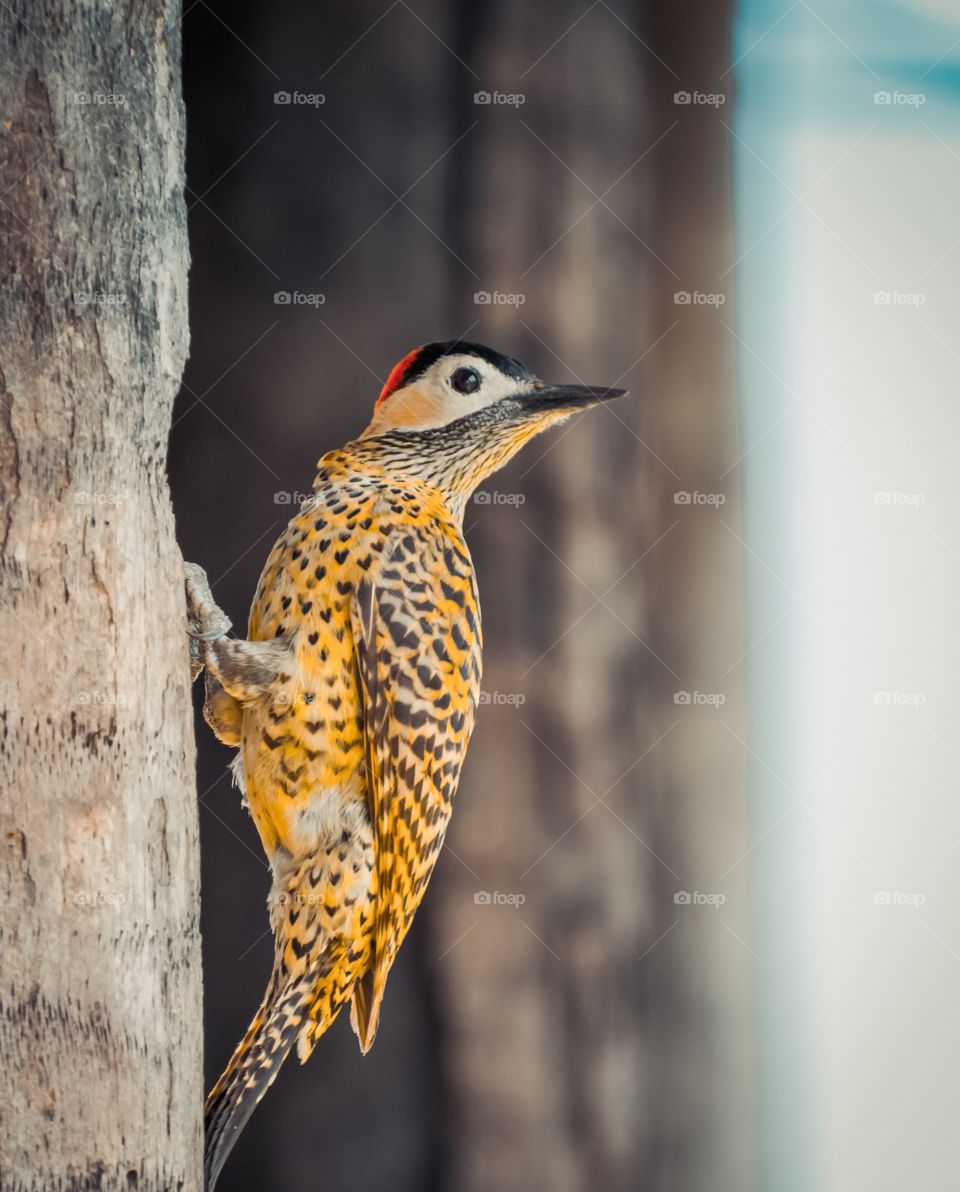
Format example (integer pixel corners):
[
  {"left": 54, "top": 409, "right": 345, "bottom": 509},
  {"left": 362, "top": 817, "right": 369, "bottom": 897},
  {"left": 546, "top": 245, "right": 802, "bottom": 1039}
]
[{"left": 186, "top": 340, "right": 626, "bottom": 1188}]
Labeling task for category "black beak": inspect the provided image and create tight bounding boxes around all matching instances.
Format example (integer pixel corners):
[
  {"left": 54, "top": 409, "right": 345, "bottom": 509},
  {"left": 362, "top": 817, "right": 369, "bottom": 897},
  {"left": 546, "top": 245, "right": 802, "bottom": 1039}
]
[{"left": 516, "top": 383, "right": 628, "bottom": 412}]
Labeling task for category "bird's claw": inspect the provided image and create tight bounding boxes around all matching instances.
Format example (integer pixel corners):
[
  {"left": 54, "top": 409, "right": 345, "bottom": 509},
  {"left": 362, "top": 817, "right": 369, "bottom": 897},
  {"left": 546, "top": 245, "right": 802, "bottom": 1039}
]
[
  {"left": 184, "top": 561, "right": 233, "bottom": 680},
  {"left": 187, "top": 625, "right": 232, "bottom": 642}
]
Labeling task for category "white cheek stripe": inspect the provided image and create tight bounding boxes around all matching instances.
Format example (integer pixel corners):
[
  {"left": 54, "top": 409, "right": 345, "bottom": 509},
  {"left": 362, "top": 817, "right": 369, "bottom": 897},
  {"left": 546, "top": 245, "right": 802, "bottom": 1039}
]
[{"left": 368, "top": 355, "right": 536, "bottom": 433}]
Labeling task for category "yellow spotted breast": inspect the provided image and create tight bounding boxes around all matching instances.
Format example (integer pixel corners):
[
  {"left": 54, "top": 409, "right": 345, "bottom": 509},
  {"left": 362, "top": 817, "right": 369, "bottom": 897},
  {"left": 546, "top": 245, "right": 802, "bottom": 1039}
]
[{"left": 240, "top": 446, "right": 483, "bottom": 1041}]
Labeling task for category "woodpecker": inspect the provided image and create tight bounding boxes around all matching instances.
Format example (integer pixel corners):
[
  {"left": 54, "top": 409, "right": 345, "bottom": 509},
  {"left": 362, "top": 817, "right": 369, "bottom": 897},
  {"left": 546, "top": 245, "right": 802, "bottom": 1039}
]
[{"left": 185, "top": 340, "right": 626, "bottom": 1188}]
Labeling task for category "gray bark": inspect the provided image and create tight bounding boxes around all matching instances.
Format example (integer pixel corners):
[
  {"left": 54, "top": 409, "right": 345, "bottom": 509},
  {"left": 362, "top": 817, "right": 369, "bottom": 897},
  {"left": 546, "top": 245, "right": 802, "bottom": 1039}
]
[{"left": 0, "top": 3, "right": 201, "bottom": 1189}]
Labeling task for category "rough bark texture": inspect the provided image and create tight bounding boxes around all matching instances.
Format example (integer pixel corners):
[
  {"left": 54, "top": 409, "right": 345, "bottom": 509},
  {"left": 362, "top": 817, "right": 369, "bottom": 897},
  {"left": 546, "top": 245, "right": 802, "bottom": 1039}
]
[{"left": 0, "top": 3, "right": 201, "bottom": 1189}]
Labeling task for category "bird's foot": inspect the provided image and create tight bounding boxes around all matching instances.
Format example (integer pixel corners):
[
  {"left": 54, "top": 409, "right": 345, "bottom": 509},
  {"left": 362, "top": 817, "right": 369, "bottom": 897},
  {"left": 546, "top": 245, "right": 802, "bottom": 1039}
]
[{"left": 184, "top": 562, "right": 233, "bottom": 681}]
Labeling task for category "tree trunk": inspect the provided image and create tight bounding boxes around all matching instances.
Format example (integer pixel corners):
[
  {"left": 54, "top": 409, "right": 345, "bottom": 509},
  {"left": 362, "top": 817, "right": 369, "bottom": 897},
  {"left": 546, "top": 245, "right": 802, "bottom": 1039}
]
[{"left": 0, "top": 3, "right": 201, "bottom": 1188}]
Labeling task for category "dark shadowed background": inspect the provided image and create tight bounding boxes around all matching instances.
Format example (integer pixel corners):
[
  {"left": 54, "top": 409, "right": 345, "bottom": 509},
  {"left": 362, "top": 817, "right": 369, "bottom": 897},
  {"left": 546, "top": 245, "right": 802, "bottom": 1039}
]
[{"left": 170, "top": 3, "right": 750, "bottom": 1190}]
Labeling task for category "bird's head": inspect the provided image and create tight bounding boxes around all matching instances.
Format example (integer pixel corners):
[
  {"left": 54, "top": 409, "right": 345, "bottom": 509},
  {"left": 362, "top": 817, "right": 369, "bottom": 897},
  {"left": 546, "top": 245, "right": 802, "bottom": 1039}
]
[{"left": 358, "top": 340, "right": 626, "bottom": 500}]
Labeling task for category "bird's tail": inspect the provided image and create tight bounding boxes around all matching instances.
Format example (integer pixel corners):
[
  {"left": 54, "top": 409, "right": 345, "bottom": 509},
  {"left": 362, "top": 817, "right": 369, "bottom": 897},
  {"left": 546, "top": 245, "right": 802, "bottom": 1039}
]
[
  {"left": 203, "top": 968, "right": 312, "bottom": 1190},
  {"left": 204, "top": 835, "right": 376, "bottom": 1188}
]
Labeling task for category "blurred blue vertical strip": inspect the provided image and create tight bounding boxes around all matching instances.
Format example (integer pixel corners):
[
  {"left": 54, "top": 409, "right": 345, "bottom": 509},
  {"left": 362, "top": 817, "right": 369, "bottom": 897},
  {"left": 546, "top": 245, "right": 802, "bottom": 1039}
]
[
  {"left": 732, "top": 2, "right": 960, "bottom": 1189},
  {"left": 732, "top": 6, "right": 816, "bottom": 1190}
]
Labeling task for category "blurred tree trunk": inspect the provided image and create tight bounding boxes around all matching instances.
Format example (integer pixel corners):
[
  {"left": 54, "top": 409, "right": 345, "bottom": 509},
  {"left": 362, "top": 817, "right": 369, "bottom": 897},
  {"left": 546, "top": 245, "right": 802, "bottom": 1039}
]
[
  {"left": 0, "top": 3, "right": 201, "bottom": 1188},
  {"left": 429, "top": 3, "right": 752, "bottom": 1191},
  {"left": 170, "top": 2, "right": 750, "bottom": 1190}
]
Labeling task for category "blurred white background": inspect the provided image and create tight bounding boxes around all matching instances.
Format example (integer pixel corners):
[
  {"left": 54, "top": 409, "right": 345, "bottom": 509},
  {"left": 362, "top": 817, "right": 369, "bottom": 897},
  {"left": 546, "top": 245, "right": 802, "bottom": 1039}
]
[{"left": 735, "top": 2, "right": 960, "bottom": 1188}]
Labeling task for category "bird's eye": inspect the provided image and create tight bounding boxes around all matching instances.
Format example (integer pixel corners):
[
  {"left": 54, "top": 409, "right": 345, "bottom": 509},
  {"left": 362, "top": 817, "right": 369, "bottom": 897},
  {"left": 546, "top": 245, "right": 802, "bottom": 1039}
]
[{"left": 451, "top": 366, "right": 481, "bottom": 395}]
